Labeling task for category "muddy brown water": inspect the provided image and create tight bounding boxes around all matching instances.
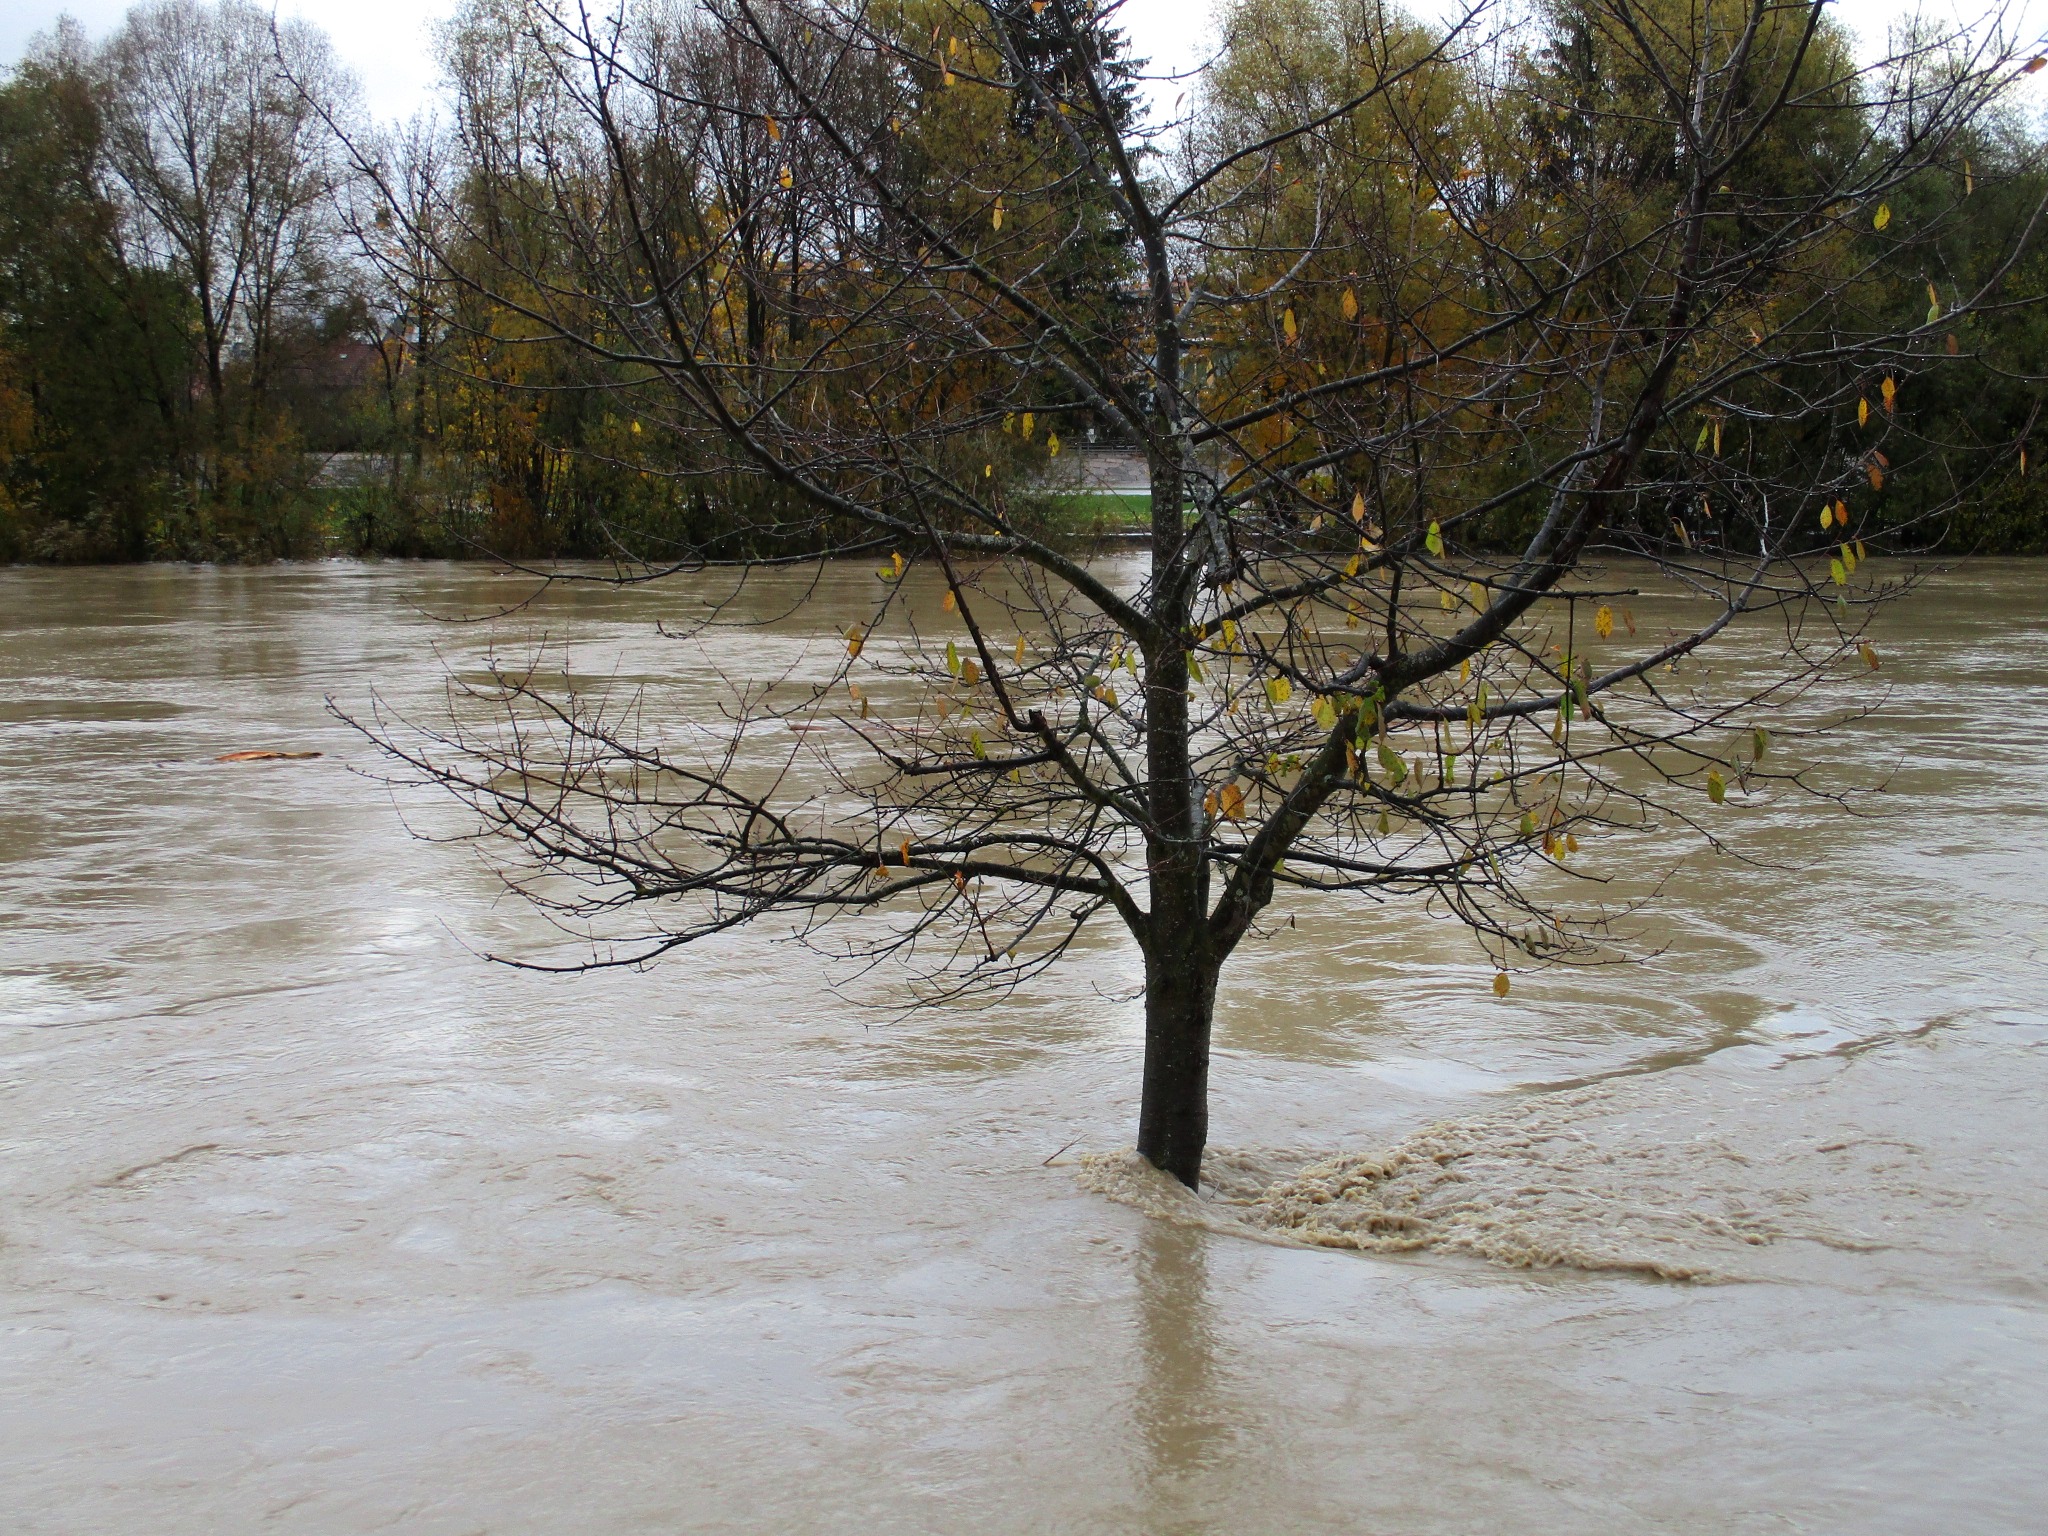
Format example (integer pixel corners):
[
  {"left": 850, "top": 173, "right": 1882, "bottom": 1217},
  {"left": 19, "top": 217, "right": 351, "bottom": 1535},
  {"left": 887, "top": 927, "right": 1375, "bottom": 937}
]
[{"left": 2, "top": 560, "right": 2045, "bottom": 1533}]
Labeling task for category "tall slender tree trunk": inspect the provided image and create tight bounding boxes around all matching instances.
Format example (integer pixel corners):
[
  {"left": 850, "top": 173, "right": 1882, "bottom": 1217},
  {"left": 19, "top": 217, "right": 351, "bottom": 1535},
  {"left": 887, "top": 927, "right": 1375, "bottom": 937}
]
[
  {"left": 1136, "top": 451, "right": 1217, "bottom": 1190},
  {"left": 1136, "top": 905, "right": 1218, "bottom": 1189}
]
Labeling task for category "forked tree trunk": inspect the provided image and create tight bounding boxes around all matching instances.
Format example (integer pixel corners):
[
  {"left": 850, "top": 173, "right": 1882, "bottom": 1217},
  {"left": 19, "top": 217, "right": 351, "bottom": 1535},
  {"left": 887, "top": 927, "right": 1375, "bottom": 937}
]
[{"left": 1137, "top": 898, "right": 1219, "bottom": 1190}]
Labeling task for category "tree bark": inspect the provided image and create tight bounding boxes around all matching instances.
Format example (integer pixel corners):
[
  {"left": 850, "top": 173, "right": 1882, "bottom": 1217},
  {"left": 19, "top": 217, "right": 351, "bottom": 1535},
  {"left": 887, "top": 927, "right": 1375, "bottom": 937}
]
[{"left": 1136, "top": 908, "right": 1219, "bottom": 1190}]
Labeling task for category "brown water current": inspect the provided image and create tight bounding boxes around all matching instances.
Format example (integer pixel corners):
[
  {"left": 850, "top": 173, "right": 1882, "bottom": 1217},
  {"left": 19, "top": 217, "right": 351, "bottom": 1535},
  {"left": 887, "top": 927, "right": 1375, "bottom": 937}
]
[{"left": 2, "top": 560, "right": 2046, "bottom": 1532}]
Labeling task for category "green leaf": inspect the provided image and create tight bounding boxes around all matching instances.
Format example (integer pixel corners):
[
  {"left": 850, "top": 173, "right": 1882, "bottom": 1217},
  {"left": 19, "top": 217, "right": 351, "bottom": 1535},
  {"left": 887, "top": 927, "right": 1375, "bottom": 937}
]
[
  {"left": 970, "top": 729, "right": 987, "bottom": 759},
  {"left": 1829, "top": 557, "right": 1847, "bottom": 587},
  {"left": 1706, "top": 768, "right": 1726, "bottom": 804},
  {"left": 1752, "top": 726, "right": 1769, "bottom": 761},
  {"left": 946, "top": 640, "right": 961, "bottom": 677},
  {"left": 1425, "top": 521, "right": 1445, "bottom": 557}
]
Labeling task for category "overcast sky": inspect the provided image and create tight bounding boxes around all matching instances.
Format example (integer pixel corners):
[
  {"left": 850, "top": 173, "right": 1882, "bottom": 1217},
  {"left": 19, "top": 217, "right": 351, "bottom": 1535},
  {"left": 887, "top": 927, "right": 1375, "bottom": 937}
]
[{"left": 2, "top": 0, "right": 2042, "bottom": 126}]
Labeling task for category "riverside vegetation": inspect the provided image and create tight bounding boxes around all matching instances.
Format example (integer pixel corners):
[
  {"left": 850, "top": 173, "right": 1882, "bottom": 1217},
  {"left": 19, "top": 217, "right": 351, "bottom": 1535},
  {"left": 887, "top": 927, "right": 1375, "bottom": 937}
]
[{"left": 1, "top": 0, "right": 2047, "bottom": 562}]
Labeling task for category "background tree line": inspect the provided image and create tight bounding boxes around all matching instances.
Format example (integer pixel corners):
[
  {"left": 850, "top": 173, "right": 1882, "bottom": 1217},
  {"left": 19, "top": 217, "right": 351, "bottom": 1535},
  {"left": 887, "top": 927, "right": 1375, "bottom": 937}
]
[{"left": 1, "top": 0, "right": 2045, "bottom": 563}]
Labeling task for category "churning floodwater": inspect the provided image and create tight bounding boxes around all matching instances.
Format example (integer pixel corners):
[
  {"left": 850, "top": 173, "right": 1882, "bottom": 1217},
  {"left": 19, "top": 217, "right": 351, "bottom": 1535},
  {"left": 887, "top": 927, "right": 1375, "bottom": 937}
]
[{"left": 2, "top": 559, "right": 2045, "bottom": 1533}]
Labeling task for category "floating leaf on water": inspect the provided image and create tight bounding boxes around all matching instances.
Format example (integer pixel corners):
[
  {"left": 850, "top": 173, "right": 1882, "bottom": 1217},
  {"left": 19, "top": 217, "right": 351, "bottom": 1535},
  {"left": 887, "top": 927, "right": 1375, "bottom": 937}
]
[
  {"left": 1594, "top": 604, "right": 1614, "bottom": 639},
  {"left": 215, "top": 750, "right": 320, "bottom": 762}
]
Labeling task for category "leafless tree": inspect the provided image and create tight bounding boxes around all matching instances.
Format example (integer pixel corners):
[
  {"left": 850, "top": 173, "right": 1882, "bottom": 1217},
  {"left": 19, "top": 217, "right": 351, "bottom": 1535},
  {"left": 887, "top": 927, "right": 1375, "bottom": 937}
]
[
  {"left": 97, "top": 0, "right": 357, "bottom": 488},
  {"left": 353, "top": 0, "right": 2047, "bottom": 1186}
]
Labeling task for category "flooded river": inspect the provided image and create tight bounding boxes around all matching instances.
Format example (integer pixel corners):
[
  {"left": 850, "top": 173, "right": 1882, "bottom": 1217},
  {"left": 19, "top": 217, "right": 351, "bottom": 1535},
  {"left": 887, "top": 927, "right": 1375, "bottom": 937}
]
[{"left": 3, "top": 560, "right": 2045, "bottom": 1532}]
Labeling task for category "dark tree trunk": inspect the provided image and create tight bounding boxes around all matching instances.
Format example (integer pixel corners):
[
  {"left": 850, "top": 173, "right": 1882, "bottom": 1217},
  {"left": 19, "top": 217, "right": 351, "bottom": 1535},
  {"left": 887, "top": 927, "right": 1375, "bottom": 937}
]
[
  {"left": 1136, "top": 915, "right": 1219, "bottom": 1189},
  {"left": 1134, "top": 448, "right": 1218, "bottom": 1190}
]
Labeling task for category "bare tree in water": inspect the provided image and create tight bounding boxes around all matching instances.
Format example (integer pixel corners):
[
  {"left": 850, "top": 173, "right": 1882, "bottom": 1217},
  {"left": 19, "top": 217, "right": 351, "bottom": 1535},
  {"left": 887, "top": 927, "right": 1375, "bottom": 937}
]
[{"left": 354, "top": 0, "right": 2046, "bottom": 1186}]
